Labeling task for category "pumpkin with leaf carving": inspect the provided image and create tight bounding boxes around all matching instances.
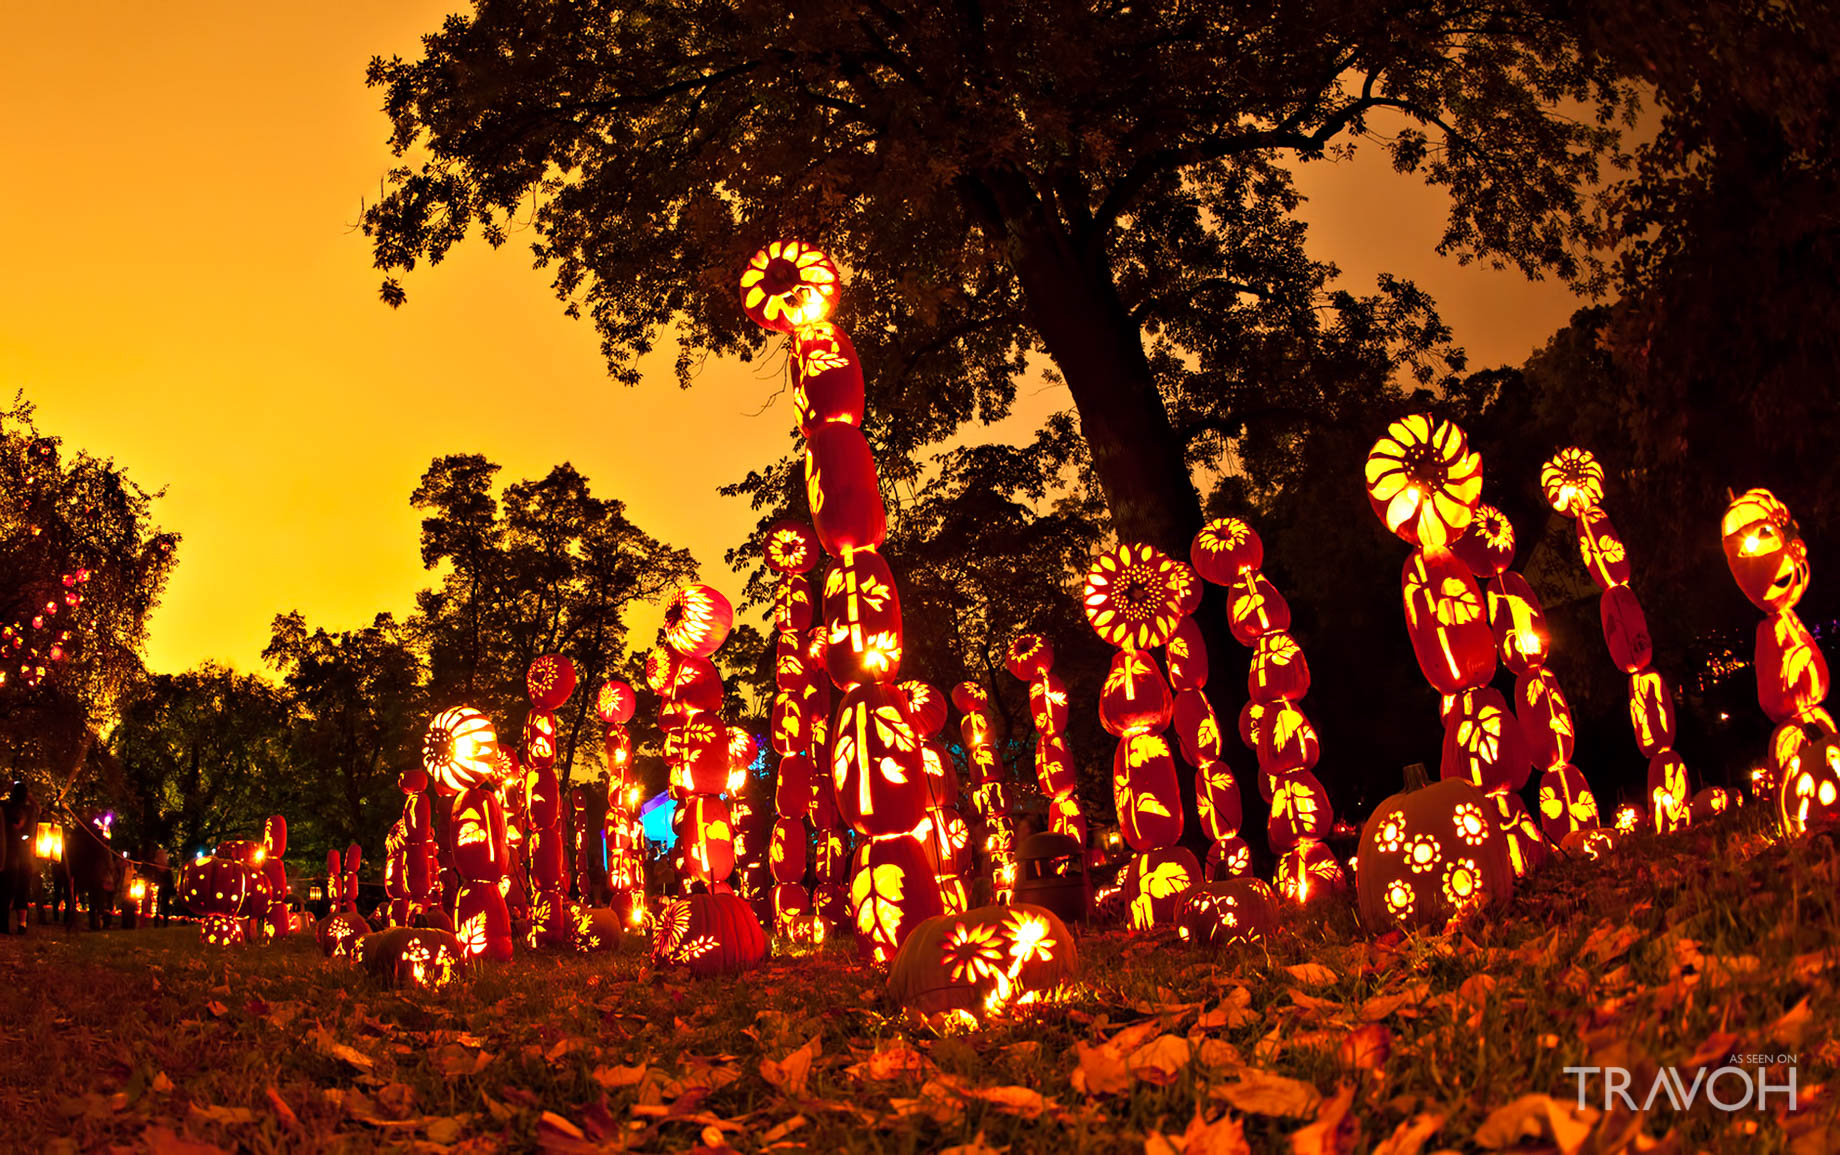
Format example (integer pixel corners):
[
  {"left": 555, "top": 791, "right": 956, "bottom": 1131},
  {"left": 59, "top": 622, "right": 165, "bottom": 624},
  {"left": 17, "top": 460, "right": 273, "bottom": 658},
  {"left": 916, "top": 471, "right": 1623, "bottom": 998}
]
[
  {"left": 887, "top": 903, "right": 1079, "bottom": 1016},
  {"left": 652, "top": 892, "right": 767, "bottom": 978}
]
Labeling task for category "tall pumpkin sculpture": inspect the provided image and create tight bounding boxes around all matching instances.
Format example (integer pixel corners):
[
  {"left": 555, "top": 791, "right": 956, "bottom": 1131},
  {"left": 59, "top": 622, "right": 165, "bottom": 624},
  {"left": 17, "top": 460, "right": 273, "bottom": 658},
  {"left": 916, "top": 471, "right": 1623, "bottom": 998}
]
[
  {"left": 1720, "top": 490, "right": 1835, "bottom": 836},
  {"left": 424, "top": 706, "right": 513, "bottom": 961},
  {"left": 597, "top": 679, "right": 643, "bottom": 919},
  {"left": 908, "top": 679, "right": 970, "bottom": 915},
  {"left": 1191, "top": 517, "right": 1339, "bottom": 901},
  {"left": 1541, "top": 448, "right": 1692, "bottom": 832},
  {"left": 1007, "top": 635, "right": 1088, "bottom": 851},
  {"left": 395, "top": 768, "right": 442, "bottom": 929},
  {"left": 765, "top": 520, "right": 821, "bottom": 937},
  {"left": 657, "top": 585, "right": 743, "bottom": 895},
  {"left": 522, "top": 657, "right": 577, "bottom": 948},
  {"left": 741, "top": 239, "right": 941, "bottom": 964},
  {"left": 1080, "top": 542, "right": 1201, "bottom": 928},
  {"left": 1448, "top": 505, "right": 1575, "bottom": 872},
  {"left": 954, "top": 680, "right": 1017, "bottom": 903}
]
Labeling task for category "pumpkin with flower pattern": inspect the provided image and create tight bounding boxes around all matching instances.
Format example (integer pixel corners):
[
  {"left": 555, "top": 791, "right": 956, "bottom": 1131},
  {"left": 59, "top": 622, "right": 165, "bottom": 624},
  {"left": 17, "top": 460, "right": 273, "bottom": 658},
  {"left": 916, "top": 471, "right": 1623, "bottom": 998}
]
[{"left": 887, "top": 903, "right": 1079, "bottom": 1017}]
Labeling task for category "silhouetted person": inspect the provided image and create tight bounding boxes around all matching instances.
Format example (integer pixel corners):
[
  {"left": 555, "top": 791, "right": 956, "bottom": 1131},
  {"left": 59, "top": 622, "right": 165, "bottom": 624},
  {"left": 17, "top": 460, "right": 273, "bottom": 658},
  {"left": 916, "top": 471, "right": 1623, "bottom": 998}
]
[
  {"left": 2, "top": 783, "right": 34, "bottom": 935},
  {"left": 49, "top": 842, "right": 77, "bottom": 928},
  {"left": 67, "top": 815, "right": 114, "bottom": 930}
]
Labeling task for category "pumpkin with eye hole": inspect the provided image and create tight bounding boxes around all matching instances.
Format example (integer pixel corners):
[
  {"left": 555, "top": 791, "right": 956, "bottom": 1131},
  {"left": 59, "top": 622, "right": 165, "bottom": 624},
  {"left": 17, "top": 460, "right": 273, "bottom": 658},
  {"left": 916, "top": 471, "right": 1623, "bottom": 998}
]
[
  {"left": 1721, "top": 489, "right": 1811, "bottom": 613},
  {"left": 805, "top": 423, "right": 888, "bottom": 556},
  {"left": 1777, "top": 720, "right": 1840, "bottom": 837},
  {"left": 887, "top": 903, "right": 1080, "bottom": 1017},
  {"left": 1190, "top": 517, "right": 1263, "bottom": 584},
  {"left": 1355, "top": 778, "right": 1514, "bottom": 934},
  {"left": 1401, "top": 550, "right": 1496, "bottom": 695},
  {"left": 653, "top": 891, "right": 769, "bottom": 977}
]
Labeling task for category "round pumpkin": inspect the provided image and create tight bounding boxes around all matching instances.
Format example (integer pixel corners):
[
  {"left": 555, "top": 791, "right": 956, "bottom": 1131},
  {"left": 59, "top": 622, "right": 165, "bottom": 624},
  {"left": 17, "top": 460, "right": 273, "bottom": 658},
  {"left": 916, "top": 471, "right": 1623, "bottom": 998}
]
[
  {"left": 360, "top": 927, "right": 466, "bottom": 990},
  {"left": 1721, "top": 489, "right": 1810, "bottom": 613},
  {"left": 1275, "top": 840, "right": 1347, "bottom": 904},
  {"left": 570, "top": 905, "right": 625, "bottom": 953},
  {"left": 1204, "top": 835, "right": 1253, "bottom": 880},
  {"left": 805, "top": 423, "right": 888, "bottom": 556},
  {"left": 1164, "top": 616, "right": 1210, "bottom": 691},
  {"left": 1190, "top": 517, "right": 1263, "bottom": 584},
  {"left": 1439, "top": 688, "right": 1529, "bottom": 793},
  {"left": 1756, "top": 610, "right": 1830, "bottom": 724},
  {"left": 595, "top": 679, "right": 636, "bottom": 726},
  {"left": 1256, "top": 701, "right": 1320, "bottom": 776},
  {"left": 739, "top": 239, "right": 839, "bottom": 334},
  {"left": 316, "top": 910, "right": 371, "bottom": 959},
  {"left": 1355, "top": 778, "right": 1514, "bottom": 934},
  {"left": 664, "top": 584, "right": 735, "bottom": 659},
  {"left": 1558, "top": 826, "right": 1618, "bottom": 861},
  {"left": 764, "top": 519, "right": 822, "bottom": 575},
  {"left": 950, "top": 681, "right": 989, "bottom": 715},
  {"left": 1449, "top": 504, "right": 1516, "bottom": 578},
  {"left": 1539, "top": 447, "right": 1605, "bottom": 517},
  {"left": 1487, "top": 572, "right": 1551, "bottom": 675},
  {"left": 1226, "top": 572, "right": 1291, "bottom": 647},
  {"left": 1121, "top": 847, "right": 1200, "bottom": 930},
  {"left": 526, "top": 654, "right": 577, "bottom": 710},
  {"left": 1006, "top": 633, "right": 1054, "bottom": 681},
  {"left": 1363, "top": 414, "right": 1483, "bottom": 550},
  {"left": 1778, "top": 725, "right": 1840, "bottom": 837},
  {"left": 681, "top": 796, "right": 736, "bottom": 883},
  {"left": 423, "top": 707, "right": 501, "bottom": 795},
  {"left": 201, "top": 914, "right": 246, "bottom": 949},
  {"left": 653, "top": 892, "right": 769, "bottom": 977},
  {"left": 849, "top": 834, "right": 943, "bottom": 964},
  {"left": 1401, "top": 549, "right": 1496, "bottom": 695},
  {"left": 823, "top": 547, "right": 903, "bottom": 687},
  {"left": 181, "top": 856, "right": 250, "bottom": 918},
  {"left": 888, "top": 903, "right": 1079, "bottom": 1016},
  {"left": 455, "top": 882, "right": 513, "bottom": 962},
  {"left": 1082, "top": 542, "right": 1188, "bottom": 651},
  {"left": 900, "top": 681, "right": 949, "bottom": 738}
]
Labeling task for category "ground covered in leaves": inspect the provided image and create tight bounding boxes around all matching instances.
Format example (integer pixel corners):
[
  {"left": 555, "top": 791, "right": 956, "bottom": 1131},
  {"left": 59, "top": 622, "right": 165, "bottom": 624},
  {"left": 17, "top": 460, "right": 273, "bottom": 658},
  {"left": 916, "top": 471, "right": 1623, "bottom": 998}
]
[{"left": 4, "top": 811, "right": 1838, "bottom": 1154}]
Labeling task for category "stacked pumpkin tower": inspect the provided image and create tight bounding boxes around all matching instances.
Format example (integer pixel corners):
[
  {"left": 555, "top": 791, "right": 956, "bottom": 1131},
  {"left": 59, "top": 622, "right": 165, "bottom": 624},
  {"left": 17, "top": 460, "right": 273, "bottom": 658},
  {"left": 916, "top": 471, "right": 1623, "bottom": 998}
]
[
  {"left": 520, "top": 656, "right": 576, "bottom": 946},
  {"left": 952, "top": 681, "right": 1016, "bottom": 901},
  {"left": 1720, "top": 490, "right": 1836, "bottom": 835},
  {"left": 906, "top": 681, "right": 971, "bottom": 915},
  {"left": 1539, "top": 448, "right": 1692, "bottom": 832},
  {"left": 739, "top": 239, "right": 944, "bottom": 964},
  {"left": 657, "top": 583, "right": 743, "bottom": 893},
  {"left": 596, "top": 679, "right": 642, "bottom": 909},
  {"left": 423, "top": 707, "right": 514, "bottom": 961},
  {"left": 1453, "top": 505, "right": 1603, "bottom": 850},
  {"left": 1006, "top": 634, "right": 1089, "bottom": 847},
  {"left": 1189, "top": 517, "right": 1339, "bottom": 900},
  {"left": 764, "top": 519, "right": 823, "bottom": 936},
  {"left": 1357, "top": 414, "right": 1517, "bottom": 931},
  {"left": 1079, "top": 542, "right": 1201, "bottom": 929}
]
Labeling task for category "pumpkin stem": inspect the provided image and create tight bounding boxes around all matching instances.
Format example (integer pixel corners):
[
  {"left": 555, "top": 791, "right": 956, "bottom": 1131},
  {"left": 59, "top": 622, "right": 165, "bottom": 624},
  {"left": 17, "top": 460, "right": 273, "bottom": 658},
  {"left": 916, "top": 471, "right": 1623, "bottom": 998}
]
[{"left": 1402, "top": 761, "right": 1431, "bottom": 792}]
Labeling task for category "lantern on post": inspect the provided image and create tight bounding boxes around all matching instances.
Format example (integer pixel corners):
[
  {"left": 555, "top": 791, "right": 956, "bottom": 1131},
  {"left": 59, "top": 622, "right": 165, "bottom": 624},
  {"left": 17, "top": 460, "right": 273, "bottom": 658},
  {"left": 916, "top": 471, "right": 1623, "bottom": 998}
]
[{"left": 1542, "top": 448, "right": 1692, "bottom": 832}]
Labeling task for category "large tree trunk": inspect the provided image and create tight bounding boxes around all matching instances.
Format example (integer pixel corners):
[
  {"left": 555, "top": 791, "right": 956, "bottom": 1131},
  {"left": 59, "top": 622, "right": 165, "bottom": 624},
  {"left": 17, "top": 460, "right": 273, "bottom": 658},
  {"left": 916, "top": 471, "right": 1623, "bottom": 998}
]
[{"left": 974, "top": 168, "right": 1274, "bottom": 871}]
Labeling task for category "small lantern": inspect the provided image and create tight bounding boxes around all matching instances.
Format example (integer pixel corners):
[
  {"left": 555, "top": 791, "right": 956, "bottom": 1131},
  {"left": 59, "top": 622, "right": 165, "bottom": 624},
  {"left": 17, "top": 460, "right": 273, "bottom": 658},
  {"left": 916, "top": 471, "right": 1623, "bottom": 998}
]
[{"left": 34, "top": 821, "right": 63, "bottom": 862}]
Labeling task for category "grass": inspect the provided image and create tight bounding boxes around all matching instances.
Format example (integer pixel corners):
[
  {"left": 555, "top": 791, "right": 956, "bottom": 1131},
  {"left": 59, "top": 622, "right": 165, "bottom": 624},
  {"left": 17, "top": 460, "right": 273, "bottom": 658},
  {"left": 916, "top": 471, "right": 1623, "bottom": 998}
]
[{"left": 2, "top": 806, "right": 1837, "bottom": 1154}]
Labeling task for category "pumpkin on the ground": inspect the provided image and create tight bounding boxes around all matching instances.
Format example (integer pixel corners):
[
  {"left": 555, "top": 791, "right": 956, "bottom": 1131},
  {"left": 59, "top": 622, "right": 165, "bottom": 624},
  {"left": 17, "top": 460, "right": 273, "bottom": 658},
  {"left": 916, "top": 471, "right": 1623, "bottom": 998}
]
[
  {"left": 1355, "top": 778, "right": 1514, "bottom": 934},
  {"left": 359, "top": 927, "right": 465, "bottom": 990},
  {"left": 887, "top": 903, "right": 1079, "bottom": 1017},
  {"left": 652, "top": 892, "right": 767, "bottom": 977},
  {"left": 1177, "top": 877, "right": 1277, "bottom": 948},
  {"left": 316, "top": 911, "right": 372, "bottom": 959}
]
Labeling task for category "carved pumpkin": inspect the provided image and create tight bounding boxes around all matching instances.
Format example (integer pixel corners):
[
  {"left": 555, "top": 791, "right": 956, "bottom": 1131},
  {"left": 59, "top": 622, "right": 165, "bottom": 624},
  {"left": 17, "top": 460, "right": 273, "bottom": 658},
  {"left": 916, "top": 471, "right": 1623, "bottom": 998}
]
[
  {"left": 1558, "top": 827, "right": 1618, "bottom": 860},
  {"left": 764, "top": 519, "right": 822, "bottom": 575},
  {"left": 1401, "top": 550, "right": 1496, "bottom": 695},
  {"left": 681, "top": 795, "right": 736, "bottom": 883},
  {"left": 1777, "top": 721, "right": 1840, "bottom": 837},
  {"left": 792, "top": 321, "right": 866, "bottom": 434},
  {"left": 664, "top": 584, "right": 735, "bottom": 660},
  {"left": 653, "top": 892, "right": 769, "bottom": 977},
  {"left": 665, "top": 717, "right": 732, "bottom": 798},
  {"left": 1487, "top": 572, "right": 1551, "bottom": 676},
  {"left": 1164, "top": 616, "right": 1210, "bottom": 691},
  {"left": 450, "top": 787, "right": 509, "bottom": 880},
  {"left": 1034, "top": 735, "right": 1078, "bottom": 798},
  {"left": 316, "top": 910, "right": 371, "bottom": 959},
  {"left": 849, "top": 835, "right": 943, "bottom": 964},
  {"left": 201, "top": 914, "right": 246, "bottom": 949},
  {"left": 1575, "top": 506, "right": 1632, "bottom": 591},
  {"left": 1248, "top": 630, "right": 1310, "bottom": 702},
  {"left": 1082, "top": 542, "right": 1189, "bottom": 651},
  {"left": 596, "top": 680, "right": 636, "bottom": 726},
  {"left": 901, "top": 681, "right": 949, "bottom": 738},
  {"left": 180, "top": 856, "right": 249, "bottom": 918},
  {"left": 950, "top": 681, "right": 989, "bottom": 715},
  {"left": 805, "top": 424, "right": 888, "bottom": 555},
  {"left": 422, "top": 707, "right": 501, "bottom": 795},
  {"left": 1449, "top": 504, "right": 1516, "bottom": 578},
  {"left": 1627, "top": 671, "right": 1677, "bottom": 757},
  {"left": 1756, "top": 610, "right": 1830, "bottom": 723},
  {"left": 1268, "top": 770, "right": 1331, "bottom": 851},
  {"left": 1647, "top": 750, "right": 1691, "bottom": 833},
  {"left": 1363, "top": 414, "right": 1484, "bottom": 550},
  {"left": 1225, "top": 572, "right": 1291, "bottom": 646},
  {"left": 1121, "top": 847, "right": 1200, "bottom": 930},
  {"left": 1178, "top": 878, "right": 1275, "bottom": 947},
  {"left": 887, "top": 903, "right": 1079, "bottom": 1017},
  {"left": 454, "top": 882, "right": 513, "bottom": 962},
  {"left": 522, "top": 710, "right": 560, "bottom": 770},
  {"left": 1275, "top": 840, "right": 1347, "bottom": 904},
  {"left": 1539, "top": 447, "right": 1605, "bottom": 517},
  {"left": 774, "top": 572, "right": 814, "bottom": 634},
  {"left": 1355, "top": 778, "right": 1514, "bottom": 933},
  {"left": 360, "top": 927, "right": 465, "bottom": 990},
  {"left": 775, "top": 754, "right": 814, "bottom": 819},
  {"left": 1029, "top": 673, "right": 1070, "bottom": 736},
  {"left": 526, "top": 654, "right": 577, "bottom": 711},
  {"left": 739, "top": 239, "right": 839, "bottom": 334},
  {"left": 823, "top": 548, "right": 902, "bottom": 687},
  {"left": 1536, "top": 764, "right": 1599, "bottom": 842},
  {"left": 1006, "top": 633, "right": 1055, "bottom": 681},
  {"left": 769, "top": 816, "right": 809, "bottom": 884},
  {"left": 1190, "top": 517, "right": 1263, "bottom": 584},
  {"left": 1516, "top": 668, "right": 1576, "bottom": 769},
  {"left": 1195, "top": 761, "right": 1243, "bottom": 841},
  {"left": 1256, "top": 701, "right": 1320, "bottom": 776},
  {"left": 1099, "top": 649, "right": 1173, "bottom": 737},
  {"left": 1204, "top": 835, "right": 1252, "bottom": 880},
  {"left": 1490, "top": 792, "right": 1551, "bottom": 877},
  {"left": 1112, "top": 734, "right": 1184, "bottom": 851},
  {"left": 1598, "top": 585, "right": 1652, "bottom": 674},
  {"left": 1439, "top": 688, "right": 1529, "bottom": 792},
  {"left": 1173, "top": 689, "right": 1224, "bottom": 765},
  {"left": 1721, "top": 489, "right": 1810, "bottom": 613},
  {"left": 831, "top": 683, "right": 929, "bottom": 836}
]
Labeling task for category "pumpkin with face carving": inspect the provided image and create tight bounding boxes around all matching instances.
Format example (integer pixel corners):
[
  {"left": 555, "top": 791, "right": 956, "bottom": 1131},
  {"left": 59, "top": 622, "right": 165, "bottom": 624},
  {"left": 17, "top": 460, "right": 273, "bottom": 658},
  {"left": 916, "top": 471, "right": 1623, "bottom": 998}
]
[{"left": 1722, "top": 489, "right": 1811, "bottom": 613}]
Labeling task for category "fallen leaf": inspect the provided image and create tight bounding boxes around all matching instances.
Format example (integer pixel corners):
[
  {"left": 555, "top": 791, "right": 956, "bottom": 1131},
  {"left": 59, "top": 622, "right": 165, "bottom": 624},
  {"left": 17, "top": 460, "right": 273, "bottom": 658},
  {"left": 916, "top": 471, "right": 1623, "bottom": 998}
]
[
  {"left": 1199, "top": 987, "right": 1256, "bottom": 1030},
  {"left": 205, "top": 1000, "right": 230, "bottom": 1018},
  {"left": 940, "top": 1131, "right": 1010, "bottom": 1155},
  {"left": 187, "top": 1103, "right": 256, "bottom": 1126},
  {"left": 1129, "top": 1034, "right": 1194, "bottom": 1084},
  {"left": 1683, "top": 1032, "right": 1740, "bottom": 1069},
  {"left": 1340, "top": 1025, "right": 1390, "bottom": 1075},
  {"left": 1072, "top": 1039, "right": 1133, "bottom": 1096},
  {"left": 1211, "top": 1069, "right": 1323, "bottom": 1117},
  {"left": 760, "top": 1115, "right": 808, "bottom": 1143},
  {"left": 1289, "top": 1082, "right": 1357, "bottom": 1155},
  {"left": 590, "top": 1063, "right": 649, "bottom": 1089},
  {"left": 1772, "top": 997, "right": 1813, "bottom": 1048},
  {"left": 1177, "top": 1108, "right": 1253, "bottom": 1155},
  {"left": 1369, "top": 1112, "right": 1444, "bottom": 1155},
  {"left": 760, "top": 1036, "right": 822, "bottom": 1096},
  {"left": 141, "top": 1125, "right": 231, "bottom": 1155},
  {"left": 1286, "top": 963, "right": 1337, "bottom": 988},
  {"left": 846, "top": 1043, "right": 930, "bottom": 1081},
  {"left": 309, "top": 1029, "right": 375, "bottom": 1072},
  {"left": 264, "top": 1086, "right": 298, "bottom": 1131},
  {"left": 425, "top": 1116, "right": 466, "bottom": 1144},
  {"left": 1472, "top": 1094, "right": 1598, "bottom": 1155}
]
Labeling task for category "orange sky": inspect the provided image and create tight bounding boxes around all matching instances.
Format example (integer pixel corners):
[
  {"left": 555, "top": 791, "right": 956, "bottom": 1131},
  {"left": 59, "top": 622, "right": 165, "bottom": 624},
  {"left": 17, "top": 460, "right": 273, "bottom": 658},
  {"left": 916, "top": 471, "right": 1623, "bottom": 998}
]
[{"left": 1, "top": 2, "right": 1583, "bottom": 676}]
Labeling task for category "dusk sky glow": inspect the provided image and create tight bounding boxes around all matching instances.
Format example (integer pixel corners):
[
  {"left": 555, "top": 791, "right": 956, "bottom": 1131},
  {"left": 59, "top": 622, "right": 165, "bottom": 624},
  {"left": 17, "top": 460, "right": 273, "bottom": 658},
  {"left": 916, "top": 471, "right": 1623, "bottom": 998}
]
[{"left": 3, "top": 1, "right": 1581, "bottom": 676}]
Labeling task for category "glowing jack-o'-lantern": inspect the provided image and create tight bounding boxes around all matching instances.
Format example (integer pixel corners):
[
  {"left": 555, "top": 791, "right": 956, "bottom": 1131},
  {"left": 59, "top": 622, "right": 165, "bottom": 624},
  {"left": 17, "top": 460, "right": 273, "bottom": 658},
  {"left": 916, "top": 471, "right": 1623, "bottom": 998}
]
[
  {"left": 663, "top": 655, "right": 725, "bottom": 720},
  {"left": 181, "top": 856, "right": 249, "bottom": 922},
  {"left": 455, "top": 882, "right": 513, "bottom": 962},
  {"left": 1777, "top": 722, "right": 1840, "bottom": 836},
  {"left": 666, "top": 718, "right": 732, "bottom": 798},
  {"left": 360, "top": 927, "right": 465, "bottom": 990},
  {"left": 1178, "top": 878, "right": 1276, "bottom": 947},
  {"left": 1173, "top": 689, "right": 1224, "bottom": 766},
  {"left": 1440, "top": 688, "right": 1529, "bottom": 792},
  {"left": 1355, "top": 778, "right": 1514, "bottom": 933},
  {"left": 1098, "top": 649, "right": 1173, "bottom": 737},
  {"left": 1028, "top": 673, "right": 1071, "bottom": 736},
  {"left": 1165, "top": 616, "right": 1210, "bottom": 691},
  {"left": 1575, "top": 507, "right": 1632, "bottom": 591},
  {"left": 1537, "top": 764, "right": 1599, "bottom": 842},
  {"left": 1598, "top": 585, "right": 1652, "bottom": 674},
  {"left": 831, "top": 683, "right": 929, "bottom": 836},
  {"left": 1121, "top": 847, "right": 1200, "bottom": 930},
  {"left": 1627, "top": 671, "right": 1676, "bottom": 757},
  {"left": 1401, "top": 550, "right": 1495, "bottom": 695},
  {"left": 1225, "top": 572, "right": 1291, "bottom": 646},
  {"left": 764, "top": 519, "right": 821, "bottom": 575},
  {"left": 1647, "top": 750, "right": 1691, "bottom": 833},
  {"left": 680, "top": 795, "right": 736, "bottom": 883},
  {"left": 901, "top": 681, "right": 949, "bottom": 738},
  {"left": 316, "top": 911, "right": 371, "bottom": 960},
  {"left": 1540, "top": 447, "right": 1606, "bottom": 517},
  {"left": 1268, "top": 769, "right": 1331, "bottom": 851},
  {"left": 1005, "top": 633, "right": 1054, "bottom": 681},
  {"left": 1756, "top": 610, "right": 1830, "bottom": 723},
  {"left": 740, "top": 240, "right": 839, "bottom": 333},
  {"left": 526, "top": 654, "right": 577, "bottom": 711},
  {"left": 1276, "top": 840, "right": 1346, "bottom": 904},
  {"left": 596, "top": 680, "right": 636, "bottom": 726},
  {"left": 1450, "top": 504, "right": 1516, "bottom": 578},
  {"left": 422, "top": 707, "right": 501, "bottom": 794},
  {"left": 887, "top": 903, "right": 1079, "bottom": 1017},
  {"left": 1204, "top": 835, "right": 1252, "bottom": 880},
  {"left": 1721, "top": 490, "right": 1811, "bottom": 613},
  {"left": 1248, "top": 630, "right": 1310, "bottom": 702},
  {"left": 1517, "top": 668, "right": 1576, "bottom": 769},
  {"left": 1190, "top": 517, "right": 1263, "bottom": 584},
  {"left": 1363, "top": 414, "right": 1484, "bottom": 550},
  {"left": 664, "top": 584, "right": 735, "bottom": 659},
  {"left": 792, "top": 322, "right": 865, "bottom": 434},
  {"left": 653, "top": 892, "right": 769, "bottom": 977},
  {"left": 805, "top": 424, "right": 888, "bottom": 555},
  {"left": 824, "top": 549, "right": 902, "bottom": 687},
  {"left": 1487, "top": 572, "right": 1551, "bottom": 676},
  {"left": 1035, "top": 734, "right": 1078, "bottom": 798},
  {"left": 1082, "top": 543, "right": 1190, "bottom": 651},
  {"left": 1257, "top": 701, "right": 1321, "bottom": 776},
  {"left": 850, "top": 836, "right": 943, "bottom": 964},
  {"left": 1196, "top": 761, "right": 1243, "bottom": 841},
  {"left": 1112, "top": 734, "right": 1184, "bottom": 851},
  {"left": 522, "top": 710, "right": 560, "bottom": 770}
]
